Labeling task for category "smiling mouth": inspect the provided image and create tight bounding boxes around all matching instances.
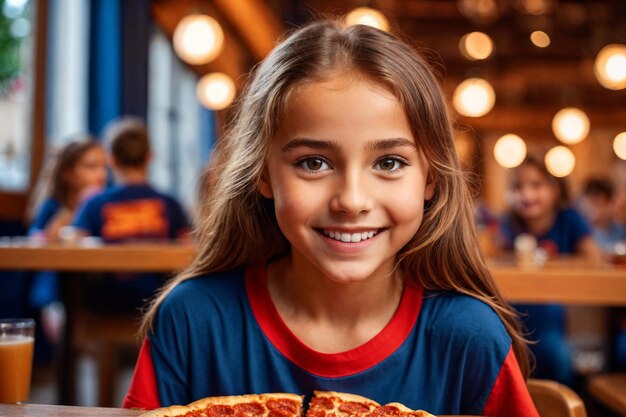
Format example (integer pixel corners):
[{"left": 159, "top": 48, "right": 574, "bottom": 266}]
[{"left": 318, "top": 228, "right": 383, "bottom": 243}]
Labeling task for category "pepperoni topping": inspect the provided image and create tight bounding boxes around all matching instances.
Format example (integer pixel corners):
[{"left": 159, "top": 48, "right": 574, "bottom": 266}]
[
  {"left": 367, "top": 406, "right": 402, "bottom": 417},
  {"left": 309, "top": 397, "right": 334, "bottom": 410},
  {"left": 306, "top": 409, "right": 327, "bottom": 417},
  {"left": 234, "top": 402, "right": 265, "bottom": 417},
  {"left": 207, "top": 405, "right": 236, "bottom": 417},
  {"left": 338, "top": 402, "right": 372, "bottom": 415},
  {"left": 267, "top": 398, "right": 300, "bottom": 415}
]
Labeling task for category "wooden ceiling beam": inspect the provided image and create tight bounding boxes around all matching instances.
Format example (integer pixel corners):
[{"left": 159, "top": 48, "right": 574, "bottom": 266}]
[
  {"left": 150, "top": 0, "right": 250, "bottom": 88},
  {"left": 212, "top": 0, "right": 283, "bottom": 59}
]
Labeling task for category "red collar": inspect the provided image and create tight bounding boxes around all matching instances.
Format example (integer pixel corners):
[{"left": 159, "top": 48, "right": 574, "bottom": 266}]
[{"left": 246, "top": 264, "right": 423, "bottom": 377}]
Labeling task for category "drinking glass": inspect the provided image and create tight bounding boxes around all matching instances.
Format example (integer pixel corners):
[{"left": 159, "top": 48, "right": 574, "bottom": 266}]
[{"left": 0, "top": 318, "right": 35, "bottom": 403}]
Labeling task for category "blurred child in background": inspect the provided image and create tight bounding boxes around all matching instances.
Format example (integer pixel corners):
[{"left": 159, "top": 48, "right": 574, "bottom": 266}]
[
  {"left": 30, "top": 138, "right": 107, "bottom": 239},
  {"left": 579, "top": 177, "right": 626, "bottom": 252},
  {"left": 27, "top": 137, "right": 107, "bottom": 353},
  {"left": 73, "top": 117, "right": 190, "bottom": 312},
  {"left": 499, "top": 156, "right": 602, "bottom": 386}
]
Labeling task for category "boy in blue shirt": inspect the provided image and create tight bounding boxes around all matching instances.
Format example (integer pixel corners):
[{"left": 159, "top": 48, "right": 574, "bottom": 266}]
[{"left": 74, "top": 117, "right": 190, "bottom": 310}]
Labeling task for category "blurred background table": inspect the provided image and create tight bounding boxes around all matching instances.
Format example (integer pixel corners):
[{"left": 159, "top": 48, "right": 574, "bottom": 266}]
[
  {"left": 488, "top": 256, "right": 626, "bottom": 306},
  {"left": 0, "top": 242, "right": 194, "bottom": 272}
]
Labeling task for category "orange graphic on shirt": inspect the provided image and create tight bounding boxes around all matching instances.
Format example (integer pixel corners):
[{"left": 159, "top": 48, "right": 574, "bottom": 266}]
[{"left": 102, "top": 199, "right": 168, "bottom": 241}]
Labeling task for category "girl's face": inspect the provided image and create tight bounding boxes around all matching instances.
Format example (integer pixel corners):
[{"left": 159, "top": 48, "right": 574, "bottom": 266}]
[
  {"left": 69, "top": 146, "right": 107, "bottom": 192},
  {"left": 260, "top": 73, "right": 434, "bottom": 284},
  {"left": 511, "top": 164, "right": 559, "bottom": 220}
]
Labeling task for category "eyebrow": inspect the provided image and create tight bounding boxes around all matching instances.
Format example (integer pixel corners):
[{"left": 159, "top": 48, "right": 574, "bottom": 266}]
[{"left": 281, "top": 137, "right": 416, "bottom": 153}]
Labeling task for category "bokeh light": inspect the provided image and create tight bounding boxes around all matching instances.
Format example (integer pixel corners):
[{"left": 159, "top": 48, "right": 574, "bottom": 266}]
[
  {"left": 173, "top": 14, "right": 224, "bottom": 65},
  {"left": 613, "top": 132, "right": 626, "bottom": 160},
  {"left": 345, "top": 7, "right": 389, "bottom": 31},
  {"left": 453, "top": 78, "right": 496, "bottom": 117},
  {"left": 545, "top": 146, "right": 576, "bottom": 177},
  {"left": 530, "top": 31, "right": 550, "bottom": 48},
  {"left": 551, "top": 107, "right": 590, "bottom": 144},
  {"left": 196, "top": 73, "right": 236, "bottom": 110},
  {"left": 459, "top": 32, "right": 494, "bottom": 60},
  {"left": 594, "top": 44, "right": 626, "bottom": 90},
  {"left": 494, "top": 134, "right": 527, "bottom": 168}
]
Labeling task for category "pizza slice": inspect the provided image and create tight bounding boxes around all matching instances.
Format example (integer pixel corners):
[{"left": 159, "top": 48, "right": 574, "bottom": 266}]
[
  {"left": 140, "top": 393, "right": 304, "bottom": 417},
  {"left": 306, "top": 391, "right": 434, "bottom": 417}
]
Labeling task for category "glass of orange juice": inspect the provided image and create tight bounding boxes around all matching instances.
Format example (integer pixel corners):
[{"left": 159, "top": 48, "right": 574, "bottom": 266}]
[{"left": 0, "top": 319, "right": 35, "bottom": 403}]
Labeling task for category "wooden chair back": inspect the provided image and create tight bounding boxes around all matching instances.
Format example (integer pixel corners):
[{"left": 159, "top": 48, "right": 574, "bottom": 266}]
[{"left": 528, "top": 379, "right": 587, "bottom": 417}]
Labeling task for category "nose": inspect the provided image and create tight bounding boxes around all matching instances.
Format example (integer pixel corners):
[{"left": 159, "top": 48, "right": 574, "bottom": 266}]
[{"left": 329, "top": 169, "right": 373, "bottom": 216}]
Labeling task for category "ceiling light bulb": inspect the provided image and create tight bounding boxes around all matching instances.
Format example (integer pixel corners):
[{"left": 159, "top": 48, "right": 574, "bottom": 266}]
[
  {"left": 530, "top": 31, "right": 550, "bottom": 48},
  {"left": 460, "top": 32, "right": 494, "bottom": 60},
  {"left": 594, "top": 44, "right": 626, "bottom": 90},
  {"left": 494, "top": 134, "right": 527, "bottom": 168},
  {"left": 345, "top": 7, "right": 389, "bottom": 31},
  {"left": 173, "top": 14, "right": 224, "bottom": 65},
  {"left": 197, "top": 73, "right": 236, "bottom": 110},
  {"left": 545, "top": 146, "right": 576, "bottom": 177},
  {"left": 551, "top": 107, "right": 590, "bottom": 144},
  {"left": 613, "top": 132, "right": 626, "bottom": 160},
  {"left": 453, "top": 78, "right": 496, "bottom": 117}
]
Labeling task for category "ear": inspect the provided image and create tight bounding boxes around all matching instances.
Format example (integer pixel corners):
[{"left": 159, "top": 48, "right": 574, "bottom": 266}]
[{"left": 258, "top": 170, "right": 274, "bottom": 198}]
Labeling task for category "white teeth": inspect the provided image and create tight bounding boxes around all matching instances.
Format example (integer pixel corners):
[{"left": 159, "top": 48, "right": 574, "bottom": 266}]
[{"left": 322, "top": 229, "right": 379, "bottom": 242}]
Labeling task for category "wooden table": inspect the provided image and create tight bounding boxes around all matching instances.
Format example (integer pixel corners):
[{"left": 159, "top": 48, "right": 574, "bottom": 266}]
[
  {"left": 487, "top": 257, "right": 626, "bottom": 306},
  {"left": 0, "top": 243, "right": 624, "bottom": 305},
  {"left": 0, "top": 242, "right": 194, "bottom": 272},
  {"left": 0, "top": 403, "right": 142, "bottom": 416}
]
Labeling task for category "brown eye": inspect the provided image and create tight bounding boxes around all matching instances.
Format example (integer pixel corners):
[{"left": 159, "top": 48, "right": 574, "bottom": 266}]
[
  {"left": 378, "top": 158, "right": 399, "bottom": 171},
  {"left": 301, "top": 157, "right": 328, "bottom": 171}
]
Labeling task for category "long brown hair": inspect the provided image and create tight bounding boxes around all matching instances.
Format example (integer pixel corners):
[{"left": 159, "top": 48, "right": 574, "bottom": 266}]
[
  {"left": 50, "top": 138, "right": 102, "bottom": 209},
  {"left": 142, "top": 20, "right": 531, "bottom": 377}
]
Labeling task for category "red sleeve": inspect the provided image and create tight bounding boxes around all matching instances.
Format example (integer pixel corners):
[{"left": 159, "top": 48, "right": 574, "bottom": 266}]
[
  {"left": 122, "top": 338, "right": 161, "bottom": 409},
  {"left": 482, "top": 347, "right": 540, "bottom": 417}
]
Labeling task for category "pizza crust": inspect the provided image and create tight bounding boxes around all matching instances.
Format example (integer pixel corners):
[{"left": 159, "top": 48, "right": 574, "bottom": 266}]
[
  {"left": 140, "top": 393, "right": 304, "bottom": 417},
  {"left": 312, "top": 390, "right": 380, "bottom": 406},
  {"left": 139, "top": 391, "right": 434, "bottom": 417}
]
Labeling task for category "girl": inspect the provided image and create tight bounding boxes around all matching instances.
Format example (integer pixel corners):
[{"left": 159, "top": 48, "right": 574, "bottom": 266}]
[
  {"left": 30, "top": 138, "right": 107, "bottom": 239},
  {"left": 124, "top": 21, "right": 538, "bottom": 417},
  {"left": 500, "top": 156, "right": 601, "bottom": 386},
  {"left": 28, "top": 138, "right": 107, "bottom": 341}
]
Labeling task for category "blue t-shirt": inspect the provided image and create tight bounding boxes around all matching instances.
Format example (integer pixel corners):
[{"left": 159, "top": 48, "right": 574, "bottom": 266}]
[
  {"left": 500, "top": 207, "right": 592, "bottom": 384},
  {"left": 592, "top": 222, "right": 626, "bottom": 251},
  {"left": 124, "top": 266, "right": 538, "bottom": 417},
  {"left": 72, "top": 184, "right": 190, "bottom": 309},
  {"left": 28, "top": 198, "right": 64, "bottom": 307},
  {"left": 29, "top": 198, "right": 62, "bottom": 235},
  {"left": 500, "top": 207, "right": 592, "bottom": 254},
  {"left": 73, "top": 184, "right": 189, "bottom": 242}
]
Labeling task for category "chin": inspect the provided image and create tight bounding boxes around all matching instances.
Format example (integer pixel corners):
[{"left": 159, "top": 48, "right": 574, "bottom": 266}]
[{"left": 316, "top": 262, "right": 388, "bottom": 285}]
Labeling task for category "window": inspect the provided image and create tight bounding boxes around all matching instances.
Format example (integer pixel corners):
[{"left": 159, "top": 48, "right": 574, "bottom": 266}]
[{"left": 0, "top": 0, "right": 37, "bottom": 191}]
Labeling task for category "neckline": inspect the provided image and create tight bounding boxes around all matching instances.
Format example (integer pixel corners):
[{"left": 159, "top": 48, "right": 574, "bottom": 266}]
[{"left": 245, "top": 264, "right": 423, "bottom": 377}]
